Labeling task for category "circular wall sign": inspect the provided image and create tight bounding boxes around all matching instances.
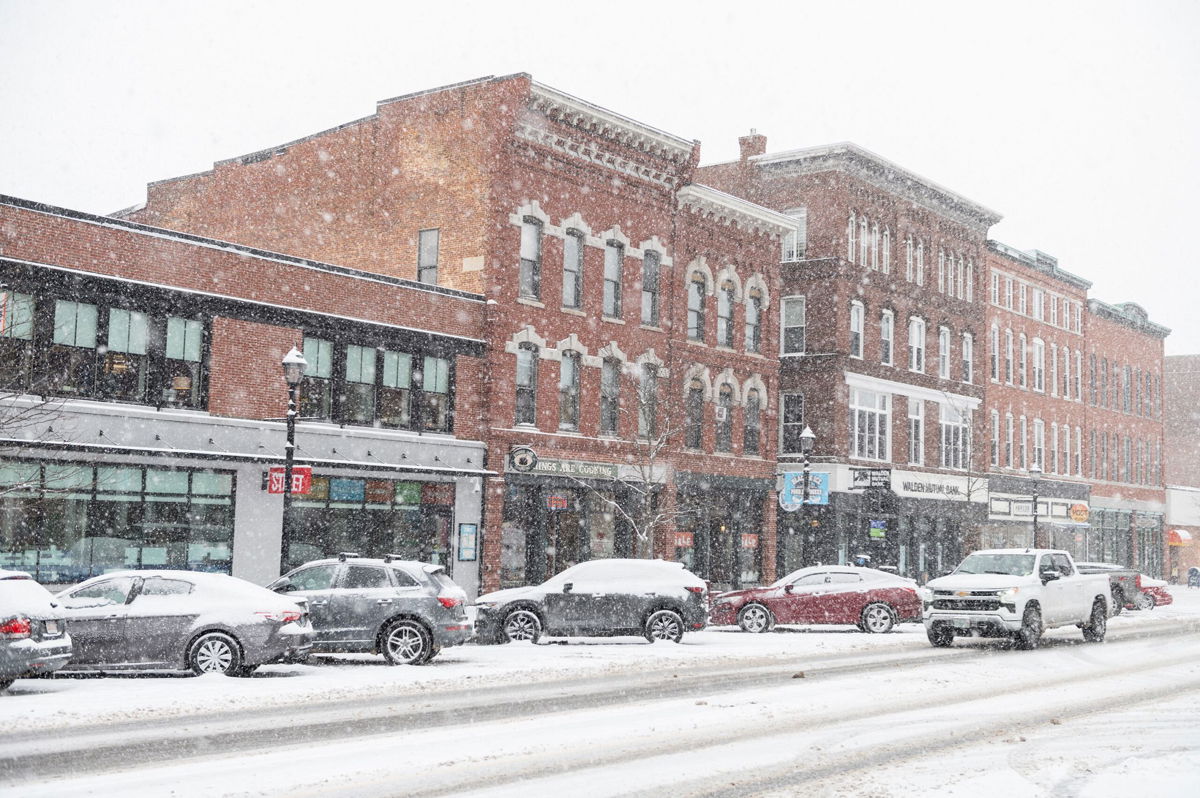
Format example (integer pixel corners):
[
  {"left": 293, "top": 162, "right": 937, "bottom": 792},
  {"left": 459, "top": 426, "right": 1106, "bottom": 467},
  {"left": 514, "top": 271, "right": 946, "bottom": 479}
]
[{"left": 509, "top": 446, "right": 538, "bottom": 473}]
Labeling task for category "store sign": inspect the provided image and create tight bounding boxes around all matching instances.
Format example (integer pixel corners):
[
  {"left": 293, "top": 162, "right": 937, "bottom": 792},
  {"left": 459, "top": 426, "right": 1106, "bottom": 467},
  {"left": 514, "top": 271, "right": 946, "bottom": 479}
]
[
  {"left": 868, "top": 519, "right": 887, "bottom": 539},
  {"left": 674, "top": 532, "right": 694, "bottom": 548},
  {"left": 892, "top": 470, "right": 987, "bottom": 503},
  {"left": 741, "top": 533, "right": 759, "bottom": 550},
  {"left": 524, "top": 458, "right": 620, "bottom": 480},
  {"left": 266, "top": 466, "right": 311, "bottom": 495},
  {"left": 1070, "top": 503, "right": 1090, "bottom": 524},
  {"left": 851, "top": 468, "right": 892, "bottom": 490},
  {"left": 329, "top": 478, "right": 365, "bottom": 502},
  {"left": 779, "top": 471, "right": 830, "bottom": 510},
  {"left": 395, "top": 482, "right": 422, "bottom": 505},
  {"left": 457, "top": 523, "right": 478, "bottom": 561},
  {"left": 546, "top": 494, "right": 571, "bottom": 510}
]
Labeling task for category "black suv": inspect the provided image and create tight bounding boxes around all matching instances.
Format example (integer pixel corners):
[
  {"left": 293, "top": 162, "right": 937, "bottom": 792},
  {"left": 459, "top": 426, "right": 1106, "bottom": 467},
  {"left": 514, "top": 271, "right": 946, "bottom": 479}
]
[{"left": 269, "top": 554, "right": 471, "bottom": 665}]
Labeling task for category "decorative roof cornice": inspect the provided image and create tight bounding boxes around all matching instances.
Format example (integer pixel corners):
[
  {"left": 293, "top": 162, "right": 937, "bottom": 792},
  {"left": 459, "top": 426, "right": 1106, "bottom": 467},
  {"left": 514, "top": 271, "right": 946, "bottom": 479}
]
[
  {"left": 1088, "top": 298, "right": 1171, "bottom": 338},
  {"left": 677, "top": 183, "right": 800, "bottom": 238},
  {"left": 986, "top": 240, "right": 1093, "bottom": 291},
  {"left": 529, "top": 81, "right": 695, "bottom": 162},
  {"left": 752, "top": 142, "right": 1002, "bottom": 231}
]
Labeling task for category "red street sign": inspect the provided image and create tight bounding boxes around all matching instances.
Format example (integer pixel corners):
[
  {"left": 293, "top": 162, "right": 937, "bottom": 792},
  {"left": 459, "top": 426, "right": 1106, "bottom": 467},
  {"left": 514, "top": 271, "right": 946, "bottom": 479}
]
[{"left": 267, "top": 466, "right": 312, "bottom": 495}]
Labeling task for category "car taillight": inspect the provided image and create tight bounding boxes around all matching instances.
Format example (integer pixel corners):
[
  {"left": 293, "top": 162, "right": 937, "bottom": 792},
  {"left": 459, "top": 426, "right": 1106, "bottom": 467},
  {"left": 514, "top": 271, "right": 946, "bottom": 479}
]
[
  {"left": 0, "top": 617, "right": 31, "bottom": 639},
  {"left": 437, "top": 596, "right": 462, "bottom": 609},
  {"left": 685, "top": 586, "right": 706, "bottom": 594}
]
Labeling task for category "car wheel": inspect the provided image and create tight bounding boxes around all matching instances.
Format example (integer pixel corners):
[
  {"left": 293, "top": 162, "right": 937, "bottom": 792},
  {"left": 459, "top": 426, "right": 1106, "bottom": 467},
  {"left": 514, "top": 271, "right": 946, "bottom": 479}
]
[
  {"left": 0, "top": 677, "right": 13, "bottom": 691},
  {"left": 1110, "top": 586, "right": 1125, "bottom": 615},
  {"left": 502, "top": 608, "right": 542, "bottom": 644},
  {"left": 737, "top": 603, "right": 774, "bottom": 634},
  {"left": 927, "top": 624, "right": 954, "bottom": 648},
  {"left": 860, "top": 602, "right": 896, "bottom": 634},
  {"left": 382, "top": 619, "right": 433, "bottom": 665},
  {"left": 644, "top": 609, "right": 685, "bottom": 643},
  {"left": 1135, "top": 592, "right": 1155, "bottom": 610},
  {"left": 1013, "top": 606, "right": 1043, "bottom": 650},
  {"left": 1082, "top": 599, "right": 1107, "bottom": 643},
  {"left": 188, "top": 632, "right": 242, "bottom": 676}
]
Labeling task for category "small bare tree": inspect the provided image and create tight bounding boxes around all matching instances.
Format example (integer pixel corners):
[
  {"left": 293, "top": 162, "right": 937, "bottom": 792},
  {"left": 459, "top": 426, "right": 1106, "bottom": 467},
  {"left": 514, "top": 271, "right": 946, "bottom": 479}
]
[{"left": 0, "top": 390, "right": 76, "bottom": 496}]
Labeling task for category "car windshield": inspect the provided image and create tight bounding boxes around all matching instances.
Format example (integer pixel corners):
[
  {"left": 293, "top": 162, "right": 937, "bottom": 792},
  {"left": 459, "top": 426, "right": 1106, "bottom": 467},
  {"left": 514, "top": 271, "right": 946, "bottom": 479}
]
[{"left": 954, "top": 553, "right": 1036, "bottom": 577}]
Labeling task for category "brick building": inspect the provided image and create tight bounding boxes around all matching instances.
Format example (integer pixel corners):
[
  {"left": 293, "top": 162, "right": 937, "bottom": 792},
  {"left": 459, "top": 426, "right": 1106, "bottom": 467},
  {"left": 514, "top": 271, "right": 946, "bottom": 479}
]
[
  {"left": 978, "top": 243, "right": 1093, "bottom": 551},
  {"left": 116, "top": 75, "right": 796, "bottom": 592},
  {"left": 699, "top": 138, "right": 997, "bottom": 579},
  {"left": 0, "top": 195, "right": 489, "bottom": 591},
  {"left": 1164, "top": 354, "right": 1200, "bottom": 578}
]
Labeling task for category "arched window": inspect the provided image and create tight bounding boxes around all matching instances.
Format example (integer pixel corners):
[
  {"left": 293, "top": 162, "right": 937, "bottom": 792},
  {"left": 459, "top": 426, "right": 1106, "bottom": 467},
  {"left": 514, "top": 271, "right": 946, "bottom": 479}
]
[
  {"left": 685, "top": 378, "right": 705, "bottom": 449},
  {"left": 603, "top": 241, "right": 623, "bottom": 318},
  {"left": 519, "top": 218, "right": 542, "bottom": 299},
  {"left": 638, "top": 363, "right": 659, "bottom": 439},
  {"left": 600, "top": 357, "right": 621, "bottom": 435},
  {"left": 847, "top": 212, "right": 857, "bottom": 262},
  {"left": 641, "top": 250, "right": 661, "bottom": 326},
  {"left": 905, "top": 236, "right": 914, "bottom": 281},
  {"left": 515, "top": 343, "right": 538, "bottom": 425},
  {"left": 871, "top": 223, "right": 879, "bottom": 270},
  {"left": 915, "top": 241, "right": 925, "bottom": 286},
  {"left": 558, "top": 351, "right": 580, "bottom": 431},
  {"left": 882, "top": 228, "right": 891, "bottom": 274},
  {"left": 562, "top": 229, "right": 583, "bottom": 309},
  {"left": 745, "top": 288, "right": 763, "bottom": 354},
  {"left": 717, "top": 280, "right": 736, "bottom": 348},
  {"left": 859, "top": 217, "right": 869, "bottom": 266},
  {"left": 850, "top": 301, "right": 864, "bottom": 359},
  {"left": 687, "top": 272, "right": 706, "bottom": 341},
  {"left": 744, "top": 388, "right": 762, "bottom": 455},
  {"left": 716, "top": 384, "right": 734, "bottom": 452}
]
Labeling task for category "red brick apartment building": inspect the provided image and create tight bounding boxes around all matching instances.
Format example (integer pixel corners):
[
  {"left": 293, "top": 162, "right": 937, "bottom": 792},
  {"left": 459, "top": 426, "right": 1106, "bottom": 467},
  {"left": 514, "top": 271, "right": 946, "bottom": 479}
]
[
  {"left": 0, "top": 195, "right": 489, "bottom": 592},
  {"left": 699, "top": 137, "right": 997, "bottom": 580},
  {"left": 978, "top": 243, "right": 1093, "bottom": 552},
  {"left": 1165, "top": 355, "right": 1200, "bottom": 577},
  {"left": 117, "top": 74, "right": 797, "bottom": 591}
]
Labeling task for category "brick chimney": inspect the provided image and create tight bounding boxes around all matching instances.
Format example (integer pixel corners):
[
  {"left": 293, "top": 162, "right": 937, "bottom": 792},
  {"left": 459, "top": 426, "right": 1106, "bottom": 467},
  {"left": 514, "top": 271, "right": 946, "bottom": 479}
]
[{"left": 739, "top": 129, "right": 767, "bottom": 161}]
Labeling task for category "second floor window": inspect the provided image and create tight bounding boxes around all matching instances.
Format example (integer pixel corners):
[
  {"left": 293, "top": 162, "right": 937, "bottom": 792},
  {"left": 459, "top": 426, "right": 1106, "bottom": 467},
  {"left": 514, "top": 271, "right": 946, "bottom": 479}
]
[
  {"left": 342, "top": 344, "right": 377, "bottom": 424},
  {"left": 558, "top": 352, "right": 580, "bottom": 430},
  {"left": 940, "top": 404, "right": 970, "bottom": 470},
  {"left": 715, "top": 384, "right": 734, "bottom": 452},
  {"left": 781, "top": 393, "right": 805, "bottom": 454},
  {"left": 961, "top": 333, "right": 974, "bottom": 383},
  {"left": 850, "top": 302, "right": 864, "bottom": 358},
  {"left": 880, "top": 310, "right": 894, "bottom": 366},
  {"left": 1032, "top": 339, "right": 1045, "bottom": 392},
  {"left": 641, "top": 251, "right": 660, "bottom": 326},
  {"left": 685, "top": 379, "right": 705, "bottom": 449},
  {"left": 0, "top": 290, "right": 34, "bottom": 391},
  {"left": 688, "top": 273, "right": 706, "bottom": 341},
  {"left": 163, "top": 317, "right": 205, "bottom": 409},
  {"left": 300, "top": 336, "right": 333, "bottom": 418},
  {"left": 908, "top": 318, "right": 925, "bottom": 373},
  {"left": 418, "top": 229, "right": 439, "bottom": 285},
  {"left": 638, "top": 364, "right": 658, "bottom": 439},
  {"left": 717, "top": 281, "right": 736, "bottom": 348},
  {"left": 519, "top": 218, "right": 542, "bottom": 299},
  {"left": 908, "top": 400, "right": 924, "bottom": 465},
  {"left": 562, "top": 230, "right": 583, "bottom": 309},
  {"left": 515, "top": 344, "right": 538, "bottom": 425},
  {"left": 744, "top": 389, "right": 761, "bottom": 455},
  {"left": 938, "top": 327, "right": 951, "bottom": 379},
  {"left": 850, "top": 387, "right": 889, "bottom": 461},
  {"left": 600, "top": 358, "right": 620, "bottom": 435},
  {"left": 101, "top": 307, "right": 150, "bottom": 402},
  {"left": 603, "top": 241, "right": 623, "bottom": 318},
  {"left": 48, "top": 299, "right": 99, "bottom": 397}
]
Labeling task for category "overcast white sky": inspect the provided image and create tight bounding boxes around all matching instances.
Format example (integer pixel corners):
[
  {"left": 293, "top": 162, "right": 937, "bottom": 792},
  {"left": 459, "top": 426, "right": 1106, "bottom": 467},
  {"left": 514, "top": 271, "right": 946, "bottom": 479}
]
[{"left": 2, "top": 0, "right": 1197, "bottom": 354}]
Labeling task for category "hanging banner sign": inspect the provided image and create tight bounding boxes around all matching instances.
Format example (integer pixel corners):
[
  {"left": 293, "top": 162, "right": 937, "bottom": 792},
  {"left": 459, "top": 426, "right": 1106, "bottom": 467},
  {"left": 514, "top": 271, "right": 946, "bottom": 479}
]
[
  {"left": 266, "top": 466, "right": 312, "bottom": 495},
  {"left": 779, "top": 471, "right": 830, "bottom": 510}
]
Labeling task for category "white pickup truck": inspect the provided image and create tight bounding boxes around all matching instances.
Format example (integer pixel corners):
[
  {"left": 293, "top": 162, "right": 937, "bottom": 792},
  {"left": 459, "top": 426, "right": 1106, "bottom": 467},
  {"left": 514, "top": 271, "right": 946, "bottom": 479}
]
[{"left": 923, "top": 548, "right": 1110, "bottom": 649}]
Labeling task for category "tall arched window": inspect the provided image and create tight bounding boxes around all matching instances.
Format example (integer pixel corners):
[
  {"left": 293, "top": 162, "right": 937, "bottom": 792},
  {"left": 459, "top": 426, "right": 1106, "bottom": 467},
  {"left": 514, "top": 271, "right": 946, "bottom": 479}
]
[
  {"left": 905, "top": 236, "right": 914, "bottom": 281},
  {"left": 744, "top": 388, "right": 761, "bottom": 455},
  {"left": 515, "top": 343, "right": 538, "bottom": 425},
  {"left": 715, "top": 384, "right": 734, "bottom": 452},
  {"left": 558, "top": 351, "right": 580, "bottom": 431},
  {"left": 859, "top": 217, "right": 869, "bottom": 266},
  {"left": 847, "top": 212, "right": 857, "bottom": 262},
  {"left": 717, "top": 280, "right": 736, "bottom": 347},
  {"left": 745, "top": 288, "right": 762, "bottom": 354},
  {"left": 686, "top": 378, "right": 705, "bottom": 449},
  {"left": 562, "top": 229, "right": 583, "bottom": 309},
  {"left": 882, "top": 228, "right": 891, "bottom": 274},
  {"left": 687, "top": 272, "right": 706, "bottom": 341},
  {"left": 915, "top": 241, "right": 925, "bottom": 286},
  {"left": 519, "top": 218, "right": 542, "bottom": 299},
  {"left": 600, "top": 357, "right": 621, "bottom": 435},
  {"left": 871, "top": 223, "right": 879, "bottom": 270}
]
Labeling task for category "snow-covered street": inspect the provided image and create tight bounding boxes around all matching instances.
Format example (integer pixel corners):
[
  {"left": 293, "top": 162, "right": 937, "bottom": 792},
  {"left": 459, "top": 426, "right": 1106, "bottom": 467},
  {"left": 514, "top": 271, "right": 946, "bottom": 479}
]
[{"left": 3, "top": 587, "right": 1199, "bottom": 797}]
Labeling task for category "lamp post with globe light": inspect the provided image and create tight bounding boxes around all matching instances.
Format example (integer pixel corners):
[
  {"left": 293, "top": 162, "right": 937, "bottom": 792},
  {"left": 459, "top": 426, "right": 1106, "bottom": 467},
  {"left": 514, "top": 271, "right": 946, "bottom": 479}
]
[
  {"left": 280, "top": 347, "right": 307, "bottom": 572},
  {"left": 799, "top": 426, "right": 816, "bottom": 565},
  {"left": 1029, "top": 461, "right": 1043, "bottom": 548}
]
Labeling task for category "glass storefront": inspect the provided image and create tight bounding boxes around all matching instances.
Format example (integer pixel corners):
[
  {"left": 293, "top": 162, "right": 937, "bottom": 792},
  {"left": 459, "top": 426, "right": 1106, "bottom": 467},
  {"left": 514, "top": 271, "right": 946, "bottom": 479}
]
[
  {"left": 285, "top": 477, "right": 455, "bottom": 572},
  {"left": 674, "top": 488, "right": 764, "bottom": 589},
  {"left": 0, "top": 459, "right": 234, "bottom": 583}
]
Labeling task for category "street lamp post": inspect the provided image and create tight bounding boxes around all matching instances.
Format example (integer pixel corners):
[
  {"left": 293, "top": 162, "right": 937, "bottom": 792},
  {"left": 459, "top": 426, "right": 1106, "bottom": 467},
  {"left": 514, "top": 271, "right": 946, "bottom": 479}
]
[
  {"left": 1029, "top": 462, "right": 1043, "bottom": 549},
  {"left": 799, "top": 426, "right": 816, "bottom": 566},
  {"left": 280, "top": 347, "right": 307, "bottom": 573}
]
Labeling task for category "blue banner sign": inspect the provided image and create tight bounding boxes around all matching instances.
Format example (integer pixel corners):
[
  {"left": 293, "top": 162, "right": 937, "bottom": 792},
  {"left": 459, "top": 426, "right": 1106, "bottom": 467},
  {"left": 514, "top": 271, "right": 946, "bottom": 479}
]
[{"left": 780, "top": 471, "right": 829, "bottom": 510}]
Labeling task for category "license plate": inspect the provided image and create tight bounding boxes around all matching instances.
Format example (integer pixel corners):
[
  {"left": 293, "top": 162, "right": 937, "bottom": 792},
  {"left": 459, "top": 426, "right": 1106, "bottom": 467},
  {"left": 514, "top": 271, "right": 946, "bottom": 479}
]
[
  {"left": 44, "top": 620, "right": 61, "bottom": 636},
  {"left": 952, "top": 618, "right": 970, "bottom": 629}
]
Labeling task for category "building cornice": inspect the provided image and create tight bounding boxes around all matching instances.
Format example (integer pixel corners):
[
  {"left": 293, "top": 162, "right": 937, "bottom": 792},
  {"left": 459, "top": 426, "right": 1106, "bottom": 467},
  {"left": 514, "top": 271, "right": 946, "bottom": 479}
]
[
  {"left": 752, "top": 142, "right": 1002, "bottom": 231},
  {"left": 529, "top": 81, "right": 695, "bottom": 162},
  {"left": 1088, "top": 298, "right": 1171, "bottom": 339},
  {"left": 676, "top": 184, "right": 799, "bottom": 238},
  {"left": 986, "top": 240, "right": 1093, "bottom": 291}
]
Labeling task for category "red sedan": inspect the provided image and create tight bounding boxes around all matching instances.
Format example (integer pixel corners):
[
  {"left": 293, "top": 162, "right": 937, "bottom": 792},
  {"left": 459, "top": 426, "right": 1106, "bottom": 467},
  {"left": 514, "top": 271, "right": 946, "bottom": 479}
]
[{"left": 710, "top": 566, "right": 923, "bottom": 634}]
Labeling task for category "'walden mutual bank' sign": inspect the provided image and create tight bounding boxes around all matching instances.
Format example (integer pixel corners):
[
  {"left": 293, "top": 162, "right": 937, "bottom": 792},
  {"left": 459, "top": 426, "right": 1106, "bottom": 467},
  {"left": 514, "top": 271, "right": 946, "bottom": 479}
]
[{"left": 890, "top": 470, "right": 987, "bottom": 503}]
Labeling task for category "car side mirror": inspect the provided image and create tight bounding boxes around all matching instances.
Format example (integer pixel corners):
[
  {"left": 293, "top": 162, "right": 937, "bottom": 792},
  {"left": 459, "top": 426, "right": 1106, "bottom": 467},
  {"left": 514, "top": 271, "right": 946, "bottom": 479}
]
[
  {"left": 562, "top": 582, "right": 573, "bottom": 594},
  {"left": 1041, "top": 571, "right": 1061, "bottom": 583},
  {"left": 270, "top": 577, "right": 294, "bottom": 593},
  {"left": 784, "top": 584, "right": 794, "bottom": 594}
]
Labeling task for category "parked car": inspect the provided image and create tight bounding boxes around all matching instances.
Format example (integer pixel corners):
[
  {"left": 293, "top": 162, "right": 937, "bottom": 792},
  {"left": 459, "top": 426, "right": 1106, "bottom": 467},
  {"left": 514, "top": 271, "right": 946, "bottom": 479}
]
[
  {"left": 474, "top": 559, "right": 708, "bottom": 644},
  {"left": 268, "top": 553, "right": 470, "bottom": 665},
  {"left": 56, "top": 570, "right": 312, "bottom": 675},
  {"left": 1133, "top": 575, "right": 1173, "bottom": 609},
  {"left": 710, "top": 566, "right": 922, "bottom": 634},
  {"left": 1075, "top": 561, "right": 1141, "bottom": 615},
  {"left": 1, "top": 570, "right": 73, "bottom": 690}
]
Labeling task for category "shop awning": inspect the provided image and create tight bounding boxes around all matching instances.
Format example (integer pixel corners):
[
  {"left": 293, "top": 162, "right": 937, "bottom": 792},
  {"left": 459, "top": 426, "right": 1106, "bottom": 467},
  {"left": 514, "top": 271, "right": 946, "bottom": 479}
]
[{"left": 1168, "top": 529, "right": 1194, "bottom": 547}]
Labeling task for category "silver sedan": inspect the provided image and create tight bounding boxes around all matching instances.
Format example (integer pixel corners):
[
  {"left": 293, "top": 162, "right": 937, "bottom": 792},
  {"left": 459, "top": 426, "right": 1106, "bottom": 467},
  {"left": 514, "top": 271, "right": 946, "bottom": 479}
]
[{"left": 56, "top": 570, "right": 312, "bottom": 676}]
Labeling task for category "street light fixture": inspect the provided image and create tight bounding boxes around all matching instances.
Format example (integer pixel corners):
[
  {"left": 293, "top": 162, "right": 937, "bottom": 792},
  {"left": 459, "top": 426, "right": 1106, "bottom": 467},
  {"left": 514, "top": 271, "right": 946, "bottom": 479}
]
[
  {"left": 280, "top": 346, "right": 307, "bottom": 572},
  {"left": 799, "top": 426, "right": 816, "bottom": 567},
  {"left": 1029, "top": 461, "right": 1043, "bottom": 549}
]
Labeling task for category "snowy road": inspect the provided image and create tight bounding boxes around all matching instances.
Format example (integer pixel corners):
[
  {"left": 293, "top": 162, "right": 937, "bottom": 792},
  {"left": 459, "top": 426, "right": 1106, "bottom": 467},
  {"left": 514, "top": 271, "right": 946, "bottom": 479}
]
[{"left": 3, "top": 590, "right": 1200, "bottom": 797}]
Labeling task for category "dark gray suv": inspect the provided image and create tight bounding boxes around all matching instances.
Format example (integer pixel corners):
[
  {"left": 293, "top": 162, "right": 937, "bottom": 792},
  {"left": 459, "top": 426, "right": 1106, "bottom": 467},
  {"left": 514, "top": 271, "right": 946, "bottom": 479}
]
[{"left": 269, "top": 554, "right": 471, "bottom": 665}]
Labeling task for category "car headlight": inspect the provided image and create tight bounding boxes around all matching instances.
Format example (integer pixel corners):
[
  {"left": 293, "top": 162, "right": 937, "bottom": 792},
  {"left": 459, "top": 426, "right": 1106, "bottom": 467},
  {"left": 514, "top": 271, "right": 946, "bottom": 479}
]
[
  {"left": 474, "top": 601, "right": 497, "bottom": 610},
  {"left": 998, "top": 588, "right": 1020, "bottom": 600}
]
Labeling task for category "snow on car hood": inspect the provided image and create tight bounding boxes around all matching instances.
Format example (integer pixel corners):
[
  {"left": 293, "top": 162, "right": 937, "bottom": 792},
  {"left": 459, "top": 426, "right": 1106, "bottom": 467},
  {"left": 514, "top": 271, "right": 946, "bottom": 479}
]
[
  {"left": 927, "top": 572, "right": 1033, "bottom": 592},
  {"left": 474, "top": 585, "right": 542, "bottom": 606}
]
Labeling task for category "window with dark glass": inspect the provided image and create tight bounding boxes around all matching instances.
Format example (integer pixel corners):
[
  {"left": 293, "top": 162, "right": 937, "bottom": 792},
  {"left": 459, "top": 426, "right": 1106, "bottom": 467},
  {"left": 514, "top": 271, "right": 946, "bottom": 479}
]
[
  {"left": 781, "top": 393, "right": 805, "bottom": 453},
  {"left": 558, "top": 352, "right": 580, "bottom": 430},
  {"left": 715, "top": 384, "right": 734, "bottom": 452},
  {"left": 519, "top": 218, "right": 542, "bottom": 299},
  {"left": 300, "top": 336, "right": 333, "bottom": 418},
  {"left": 687, "top": 273, "right": 706, "bottom": 341},
  {"left": 342, "top": 344, "right": 376, "bottom": 424},
  {"left": 46, "top": 299, "right": 98, "bottom": 397},
  {"left": 717, "top": 281, "right": 736, "bottom": 347},
  {"left": 638, "top": 363, "right": 658, "bottom": 439},
  {"left": 162, "top": 317, "right": 204, "bottom": 408},
  {"left": 515, "top": 344, "right": 538, "bottom": 426},
  {"left": 603, "top": 241, "right": 623, "bottom": 318},
  {"left": 685, "top": 379, "right": 705, "bottom": 449},
  {"left": 562, "top": 230, "right": 583, "bottom": 309},
  {"left": 418, "top": 228, "right": 440, "bottom": 285},
  {"left": 745, "top": 290, "right": 762, "bottom": 353},
  {"left": 0, "top": 290, "right": 34, "bottom": 391},
  {"left": 782, "top": 296, "right": 805, "bottom": 354},
  {"left": 641, "top": 250, "right": 660, "bottom": 326},
  {"left": 600, "top": 357, "right": 620, "bottom": 435},
  {"left": 417, "top": 356, "right": 450, "bottom": 431},
  {"left": 744, "top": 389, "right": 761, "bottom": 455},
  {"left": 100, "top": 308, "right": 149, "bottom": 401},
  {"left": 379, "top": 350, "right": 412, "bottom": 428}
]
